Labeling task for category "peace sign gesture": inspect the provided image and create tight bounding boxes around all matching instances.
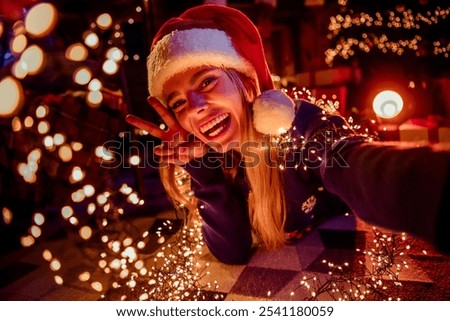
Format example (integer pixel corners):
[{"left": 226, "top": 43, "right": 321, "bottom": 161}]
[{"left": 126, "top": 97, "right": 206, "bottom": 165}]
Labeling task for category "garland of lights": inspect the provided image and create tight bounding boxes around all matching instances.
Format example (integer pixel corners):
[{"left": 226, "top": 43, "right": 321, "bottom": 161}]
[
  {"left": 296, "top": 228, "right": 414, "bottom": 301},
  {"left": 326, "top": 3, "right": 450, "bottom": 65}
]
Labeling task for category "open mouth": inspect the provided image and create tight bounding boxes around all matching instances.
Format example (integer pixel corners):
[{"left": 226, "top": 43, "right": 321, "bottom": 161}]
[{"left": 199, "top": 113, "right": 230, "bottom": 138}]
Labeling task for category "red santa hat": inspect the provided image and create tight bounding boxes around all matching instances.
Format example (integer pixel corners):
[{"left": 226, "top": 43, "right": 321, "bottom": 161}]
[{"left": 147, "top": 4, "right": 295, "bottom": 135}]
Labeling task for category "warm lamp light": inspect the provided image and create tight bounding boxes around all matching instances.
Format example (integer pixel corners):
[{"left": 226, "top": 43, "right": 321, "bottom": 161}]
[{"left": 372, "top": 90, "right": 403, "bottom": 119}]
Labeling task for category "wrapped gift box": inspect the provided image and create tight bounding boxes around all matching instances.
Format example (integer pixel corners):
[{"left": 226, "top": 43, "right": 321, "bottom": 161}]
[{"left": 378, "top": 117, "right": 450, "bottom": 143}]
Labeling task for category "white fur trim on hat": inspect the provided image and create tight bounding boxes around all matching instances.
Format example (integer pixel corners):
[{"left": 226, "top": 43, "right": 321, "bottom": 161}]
[
  {"left": 147, "top": 28, "right": 258, "bottom": 100},
  {"left": 252, "top": 89, "right": 296, "bottom": 135}
]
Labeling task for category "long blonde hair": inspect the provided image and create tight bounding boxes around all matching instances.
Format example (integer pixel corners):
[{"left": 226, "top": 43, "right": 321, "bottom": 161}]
[{"left": 159, "top": 68, "right": 287, "bottom": 250}]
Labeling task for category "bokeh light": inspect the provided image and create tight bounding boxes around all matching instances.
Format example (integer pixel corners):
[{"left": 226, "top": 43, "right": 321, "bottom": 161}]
[
  {"left": 88, "top": 79, "right": 102, "bottom": 91},
  {"left": 35, "top": 105, "right": 48, "bottom": 118},
  {"left": 0, "top": 76, "right": 24, "bottom": 117},
  {"left": 84, "top": 31, "right": 99, "bottom": 49},
  {"left": 58, "top": 144, "right": 73, "bottom": 162},
  {"left": 71, "top": 166, "right": 85, "bottom": 182},
  {"left": 38, "top": 121, "right": 50, "bottom": 134},
  {"left": 11, "top": 61, "right": 28, "bottom": 79},
  {"left": 25, "top": 3, "right": 58, "bottom": 38},
  {"left": 10, "top": 34, "right": 28, "bottom": 54},
  {"left": 372, "top": 90, "right": 404, "bottom": 119},
  {"left": 65, "top": 43, "right": 88, "bottom": 62},
  {"left": 102, "top": 59, "right": 119, "bottom": 75},
  {"left": 106, "top": 47, "right": 124, "bottom": 62},
  {"left": 2, "top": 207, "right": 13, "bottom": 225},
  {"left": 79, "top": 226, "right": 93, "bottom": 240},
  {"left": 20, "top": 45, "right": 46, "bottom": 75},
  {"left": 61, "top": 206, "right": 73, "bottom": 220},
  {"left": 96, "top": 13, "right": 112, "bottom": 30},
  {"left": 73, "top": 67, "right": 92, "bottom": 85},
  {"left": 33, "top": 212, "right": 45, "bottom": 226},
  {"left": 87, "top": 90, "right": 103, "bottom": 107}
]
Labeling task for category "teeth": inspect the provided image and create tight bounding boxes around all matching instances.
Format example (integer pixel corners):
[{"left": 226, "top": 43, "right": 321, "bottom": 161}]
[
  {"left": 200, "top": 114, "right": 229, "bottom": 134},
  {"left": 209, "top": 125, "right": 225, "bottom": 137}
]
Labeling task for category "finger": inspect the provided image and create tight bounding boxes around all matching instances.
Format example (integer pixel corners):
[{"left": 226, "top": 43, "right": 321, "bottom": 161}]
[
  {"left": 126, "top": 114, "right": 165, "bottom": 138},
  {"left": 147, "top": 97, "right": 177, "bottom": 128}
]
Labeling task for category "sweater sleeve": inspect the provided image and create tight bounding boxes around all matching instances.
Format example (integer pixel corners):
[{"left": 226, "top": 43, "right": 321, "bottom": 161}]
[
  {"left": 295, "top": 100, "right": 450, "bottom": 252},
  {"left": 183, "top": 151, "right": 253, "bottom": 264}
]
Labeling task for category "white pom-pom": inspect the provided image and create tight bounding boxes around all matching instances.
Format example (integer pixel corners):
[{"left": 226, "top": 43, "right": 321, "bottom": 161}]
[{"left": 252, "top": 89, "right": 296, "bottom": 135}]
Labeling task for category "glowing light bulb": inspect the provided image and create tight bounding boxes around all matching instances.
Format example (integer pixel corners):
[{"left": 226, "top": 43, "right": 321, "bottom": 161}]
[
  {"left": 372, "top": 90, "right": 404, "bottom": 119},
  {"left": 25, "top": 3, "right": 58, "bottom": 38},
  {"left": 0, "top": 76, "right": 24, "bottom": 117}
]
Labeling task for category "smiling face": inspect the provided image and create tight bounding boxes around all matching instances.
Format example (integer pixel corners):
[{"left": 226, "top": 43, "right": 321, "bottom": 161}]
[{"left": 162, "top": 67, "right": 245, "bottom": 152}]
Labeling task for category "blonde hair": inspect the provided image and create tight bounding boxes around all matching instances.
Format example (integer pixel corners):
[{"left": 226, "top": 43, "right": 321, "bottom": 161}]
[{"left": 159, "top": 68, "right": 287, "bottom": 250}]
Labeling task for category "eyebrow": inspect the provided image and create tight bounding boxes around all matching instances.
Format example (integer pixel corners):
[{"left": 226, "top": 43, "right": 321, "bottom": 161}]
[{"left": 166, "top": 68, "right": 215, "bottom": 105}]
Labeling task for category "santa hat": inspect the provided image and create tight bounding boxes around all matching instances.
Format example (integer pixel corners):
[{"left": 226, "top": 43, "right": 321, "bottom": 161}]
[{"left": 147, "top": 4, "right": 295, "bottom": 135}]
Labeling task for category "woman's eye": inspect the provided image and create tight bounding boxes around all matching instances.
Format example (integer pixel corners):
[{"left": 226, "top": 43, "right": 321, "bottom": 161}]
[
  {"left": 200, "top": 76, "right": 217, "bottom": 89},
  {"left": 170, "top": 100, "right": 186, "bottom": 111}
]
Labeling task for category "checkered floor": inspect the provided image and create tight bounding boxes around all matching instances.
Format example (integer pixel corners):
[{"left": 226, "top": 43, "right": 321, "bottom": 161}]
[{"left": 1, "top": 210, "right": 449, "bottom": 301}]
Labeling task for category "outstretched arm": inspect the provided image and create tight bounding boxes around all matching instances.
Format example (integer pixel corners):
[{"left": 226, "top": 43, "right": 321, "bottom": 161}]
[{"left": 295, "top": 100, "right": 450, "bottom": 252}]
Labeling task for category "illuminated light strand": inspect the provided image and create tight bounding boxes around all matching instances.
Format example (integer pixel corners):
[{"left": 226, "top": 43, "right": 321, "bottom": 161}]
[
  {"left": 65, "top": 12, "right": 126, "bottom": 108},
  {"left": 326, "top": 6, "right": 450, "bottom": 64},
  {"left": 294, "top": 228, "right": 413, "bottom": 301}
]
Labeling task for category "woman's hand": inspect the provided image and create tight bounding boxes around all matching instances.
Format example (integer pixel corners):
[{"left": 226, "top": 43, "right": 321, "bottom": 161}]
[{"left": 126, "top": 97, "right": 206, "bottom": 165}]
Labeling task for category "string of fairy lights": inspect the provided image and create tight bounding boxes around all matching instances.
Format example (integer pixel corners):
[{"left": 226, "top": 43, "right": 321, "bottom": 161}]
[
  {"left": 326, "top": 3, "right": 450, "bottom": 65},
  {"left": 0, "top": 1, "right": 421, "bottom": 301}
]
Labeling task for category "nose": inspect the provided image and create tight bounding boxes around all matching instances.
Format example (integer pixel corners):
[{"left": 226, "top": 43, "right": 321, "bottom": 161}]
[{"left": 187, "top": 90, "right": 207, "bottom": 114}]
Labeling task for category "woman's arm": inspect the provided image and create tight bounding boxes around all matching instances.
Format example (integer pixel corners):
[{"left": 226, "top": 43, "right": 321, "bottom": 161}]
[
  {"left": 295, "top": 100, "right": 450, "bottom": 252},
  {"left": 183, "top": 151, "right": 253, "bottom": 264}
]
